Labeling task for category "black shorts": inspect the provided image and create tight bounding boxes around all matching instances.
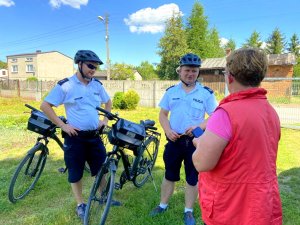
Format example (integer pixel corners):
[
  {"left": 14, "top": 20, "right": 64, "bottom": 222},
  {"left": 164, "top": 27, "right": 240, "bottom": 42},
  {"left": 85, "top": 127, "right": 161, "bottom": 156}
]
[
  {"left": 163, "top": 136, "right": 198, "bottom": 186},
  {"left": 64, "top": 135, "right": 106, "bottom": 183}
]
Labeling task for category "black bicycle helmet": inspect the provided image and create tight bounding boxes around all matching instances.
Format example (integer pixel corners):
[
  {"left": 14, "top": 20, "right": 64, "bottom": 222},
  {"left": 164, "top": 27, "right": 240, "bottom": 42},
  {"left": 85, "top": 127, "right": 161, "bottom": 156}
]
[
  {"left": 74, "top": 50, "right": 103, "bottom": 65},
  {"left": 179, "top": 53, "right": 201, "bottom": 67}
]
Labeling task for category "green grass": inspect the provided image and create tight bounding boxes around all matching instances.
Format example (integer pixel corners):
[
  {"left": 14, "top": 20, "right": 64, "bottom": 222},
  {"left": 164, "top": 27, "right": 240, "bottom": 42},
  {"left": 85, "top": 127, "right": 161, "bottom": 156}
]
[{"left": 0, "top": 97, "right": 300, "bottom": 224}]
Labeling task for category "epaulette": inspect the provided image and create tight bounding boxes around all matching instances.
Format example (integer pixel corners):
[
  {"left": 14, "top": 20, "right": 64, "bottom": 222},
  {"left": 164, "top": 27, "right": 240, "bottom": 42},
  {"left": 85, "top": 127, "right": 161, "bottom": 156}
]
[
  {"left": 166, "top": 85, "right": 175, "bottom": 91},
  {"left": 94, "top": 78, "right": 103, "bottom": 85},
  {"left": 57, "top": 78, "right": 69, "bottom": 86},
  {"left": 204, "top": 86, "right": 214, "bottom": 94}
]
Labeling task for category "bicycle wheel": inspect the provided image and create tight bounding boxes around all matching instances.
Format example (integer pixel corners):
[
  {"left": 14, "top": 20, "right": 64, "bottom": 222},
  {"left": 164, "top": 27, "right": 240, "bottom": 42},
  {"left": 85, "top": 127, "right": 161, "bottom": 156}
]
[
  {"left": 84, "top": 160, "right": 116, "bottom": 225},
  {"left": 133, "top": 136, "right": 159, "bottom": 188},
  {"left": 8, "top": 142, "right": 47, "bottom": 203}
]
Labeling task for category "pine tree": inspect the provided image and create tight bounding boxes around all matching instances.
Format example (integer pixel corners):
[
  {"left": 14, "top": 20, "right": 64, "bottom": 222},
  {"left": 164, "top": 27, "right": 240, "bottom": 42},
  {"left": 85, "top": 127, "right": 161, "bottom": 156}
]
[
  {"left": 157, "top": 13, "right": 189, "bottom": 80},
  {"left": 224, "top": 38, "right": 236, "bottom": 51},
  {"left": 288, "top": 33, "right": 300, "bottom": 57},
  {"left": 185, "top": 1, "right": 209, "bottom": 58},
  {"left": 265, "top": 28, "right": 286, "bottom": 54},
  {"left": 243, "top": 31, "right": 263, "bottom": 48}
]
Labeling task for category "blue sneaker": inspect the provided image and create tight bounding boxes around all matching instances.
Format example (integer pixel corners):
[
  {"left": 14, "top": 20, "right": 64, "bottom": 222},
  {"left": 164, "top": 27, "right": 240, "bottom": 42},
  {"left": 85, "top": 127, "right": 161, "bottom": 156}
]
[
  {"left": 184, "top": 211, "right": 196, "bottom": 225},
  {"left": 76, "top": 203, "right": 86, "bottom": 221},
  {"left": 149, "top": 205, "right": 168, "bottom": 217}
]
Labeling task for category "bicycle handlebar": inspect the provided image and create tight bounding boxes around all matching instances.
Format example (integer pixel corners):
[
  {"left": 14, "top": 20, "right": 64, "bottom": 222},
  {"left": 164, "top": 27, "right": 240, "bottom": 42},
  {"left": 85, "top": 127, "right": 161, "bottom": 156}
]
[
  {"left": 25, "top": 104, "right": 67, "bottom": 123},
  {"left": 96, "top": 107, "right": 157, "bottom": 130}
]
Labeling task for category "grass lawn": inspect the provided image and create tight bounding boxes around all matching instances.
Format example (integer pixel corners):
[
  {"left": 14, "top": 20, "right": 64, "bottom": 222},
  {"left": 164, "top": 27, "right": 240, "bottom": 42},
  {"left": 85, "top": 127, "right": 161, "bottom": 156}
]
[{"left": 0, "top": 97, "right": 299, "bottom": 225}]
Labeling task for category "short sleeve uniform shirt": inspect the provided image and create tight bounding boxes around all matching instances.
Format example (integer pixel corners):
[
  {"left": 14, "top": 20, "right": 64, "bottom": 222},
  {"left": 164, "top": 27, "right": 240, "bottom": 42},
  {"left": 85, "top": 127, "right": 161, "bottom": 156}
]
[
  {"left": 45, "top": 74, "right": 110, "bottom": 131},
  {"left": 159, "top": 82, "right": 217, "bottom": 134}
]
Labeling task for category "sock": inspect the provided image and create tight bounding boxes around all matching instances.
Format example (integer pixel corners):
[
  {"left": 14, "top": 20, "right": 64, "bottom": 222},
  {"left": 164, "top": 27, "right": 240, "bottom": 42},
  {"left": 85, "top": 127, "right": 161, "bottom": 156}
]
[
  {"left": 159, "top": 203, "right": 168, "bottom": 209},
  {"left": 184, "top": 207, "right": 193, "bottom": 213}
]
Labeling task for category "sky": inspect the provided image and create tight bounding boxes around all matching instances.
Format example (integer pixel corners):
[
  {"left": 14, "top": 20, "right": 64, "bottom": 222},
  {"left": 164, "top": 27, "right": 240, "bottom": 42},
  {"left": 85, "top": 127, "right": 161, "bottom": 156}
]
[{"left": 0, "top": 0, "right": 299, "bottom": 67}]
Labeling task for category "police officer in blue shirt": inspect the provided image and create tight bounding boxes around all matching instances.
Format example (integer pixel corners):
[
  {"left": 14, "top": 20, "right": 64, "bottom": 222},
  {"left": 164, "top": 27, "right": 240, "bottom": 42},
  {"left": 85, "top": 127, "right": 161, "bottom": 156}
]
[
  {"left": 40, "top": 50, "right": 116, "bottom": 221},
  {"left": 150, "top": 53, "right": 217, "bottom": 225}
]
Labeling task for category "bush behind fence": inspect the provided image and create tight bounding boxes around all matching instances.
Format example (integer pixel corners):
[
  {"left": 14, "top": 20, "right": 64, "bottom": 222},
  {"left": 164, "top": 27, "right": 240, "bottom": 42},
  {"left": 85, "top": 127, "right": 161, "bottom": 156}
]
[{"left": 0, "top": 78, "right": 299, "bottom": 126}]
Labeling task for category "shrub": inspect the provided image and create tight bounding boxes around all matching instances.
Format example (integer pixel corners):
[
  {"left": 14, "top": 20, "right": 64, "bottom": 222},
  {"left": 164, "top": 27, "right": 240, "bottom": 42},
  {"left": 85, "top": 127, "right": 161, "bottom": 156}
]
[
  {"left": 112, "top": 90, "right": 140, "bottom": 110},
  {"left": 26, "top": 76, "right": 38, "bottom": 82},
  {"left": 123, "top": 89, "right": 140, "bottom": 110},
  {"left": 112, "top": 92, "right": 125, "bottom": 109}
]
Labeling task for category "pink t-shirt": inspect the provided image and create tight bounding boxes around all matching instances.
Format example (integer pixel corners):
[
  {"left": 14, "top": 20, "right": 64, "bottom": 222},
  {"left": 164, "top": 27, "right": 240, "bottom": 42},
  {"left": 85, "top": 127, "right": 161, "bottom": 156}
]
[{"left": 206, "top": 108, "right": 232, "bottom": 141}]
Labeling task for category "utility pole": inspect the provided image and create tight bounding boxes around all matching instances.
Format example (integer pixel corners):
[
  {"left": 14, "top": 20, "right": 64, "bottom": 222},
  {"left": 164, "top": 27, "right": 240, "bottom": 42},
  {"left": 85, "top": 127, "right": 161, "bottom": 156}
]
[{"left": 98, "top": 14, "right": 110, "bottom": 80}]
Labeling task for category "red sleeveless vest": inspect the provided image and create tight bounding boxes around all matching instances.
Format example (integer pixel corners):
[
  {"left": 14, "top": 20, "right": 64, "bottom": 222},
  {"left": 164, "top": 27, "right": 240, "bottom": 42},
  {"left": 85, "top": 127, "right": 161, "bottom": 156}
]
[{"left": 199, "top": 88, "right": 282, "bottom": 225}]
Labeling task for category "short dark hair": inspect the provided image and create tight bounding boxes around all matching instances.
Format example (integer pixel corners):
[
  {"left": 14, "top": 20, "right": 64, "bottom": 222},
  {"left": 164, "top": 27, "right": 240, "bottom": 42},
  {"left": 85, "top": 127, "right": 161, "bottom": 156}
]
[{"left": 226, "top": 48, "right": 267, "bottom": 87}]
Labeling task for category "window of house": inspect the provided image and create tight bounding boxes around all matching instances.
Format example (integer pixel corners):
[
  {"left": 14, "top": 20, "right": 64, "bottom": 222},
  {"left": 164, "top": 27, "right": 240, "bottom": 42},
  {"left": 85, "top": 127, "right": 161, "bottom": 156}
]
[
  {"left": 12, "top": 65, "right": 18, "bottom": 73},
  {"left": 11, "top": 58, "right": 17, "bottom": 62},
  {"left": 26, "top": 64, "right": 34, "bottom": 72},
  {"left": 26, "top": 57, "right": 33, "bottom": 62},
  {"left": 2, "top": 71, "right": 6, "bottom": 75}
]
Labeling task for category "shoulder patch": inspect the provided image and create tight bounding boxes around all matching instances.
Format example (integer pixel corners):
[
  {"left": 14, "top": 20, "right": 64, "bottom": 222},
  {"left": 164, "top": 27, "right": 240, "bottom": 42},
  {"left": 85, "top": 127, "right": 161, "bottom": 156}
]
[
  {"left": 57, "top": 78, "right": 69, "bottom": 86},
  {"left": 94, "top": 78, "right": 103, "bottom": 85},
  {"left": 204, "top": 86, "right": 214, "bottom": 94},
  {"left": 166, "top": 85, "right": 175, "bottom": 91}
]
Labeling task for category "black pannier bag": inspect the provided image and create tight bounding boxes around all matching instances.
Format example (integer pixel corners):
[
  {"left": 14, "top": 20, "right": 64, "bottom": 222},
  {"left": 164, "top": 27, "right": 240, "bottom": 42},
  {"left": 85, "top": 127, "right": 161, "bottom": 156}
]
[
  {"left": 27, "top": 110, "right": 55, "bottom": 136},
  {"left": 108, "top": 118, "right": 146, "bottom": 150}
]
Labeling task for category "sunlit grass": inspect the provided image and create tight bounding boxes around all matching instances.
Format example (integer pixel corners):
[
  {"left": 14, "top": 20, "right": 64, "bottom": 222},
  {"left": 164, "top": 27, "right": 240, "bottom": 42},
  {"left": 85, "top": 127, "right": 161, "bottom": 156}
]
[{"left": 0, "top": 97, "right": 299, "bottom": 224}]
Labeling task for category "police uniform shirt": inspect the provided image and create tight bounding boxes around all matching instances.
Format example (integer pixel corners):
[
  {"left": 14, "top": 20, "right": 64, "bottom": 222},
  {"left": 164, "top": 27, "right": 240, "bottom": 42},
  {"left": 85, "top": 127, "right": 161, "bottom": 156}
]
[
  {"left": 159, "top": 82, "right": 217, "bottom": 134},
  {"left": 45, "top": 74, "right": 110, "bottom": 131}
]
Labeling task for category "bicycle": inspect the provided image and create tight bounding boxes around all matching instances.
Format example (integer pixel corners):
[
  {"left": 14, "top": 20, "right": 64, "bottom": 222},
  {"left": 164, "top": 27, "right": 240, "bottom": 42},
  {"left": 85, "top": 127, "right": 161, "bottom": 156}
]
[
  {"left": 84, "top": 107, "right": 161, "bottom": 225},
  {"left": 8, "top": 104, "right": 107, "bottom": 203}
]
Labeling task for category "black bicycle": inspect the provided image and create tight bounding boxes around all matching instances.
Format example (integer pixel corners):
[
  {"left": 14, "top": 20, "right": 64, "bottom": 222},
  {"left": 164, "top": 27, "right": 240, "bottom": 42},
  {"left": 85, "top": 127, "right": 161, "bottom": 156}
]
[
  {"left": 84, "top": 107, "right": 161, "bottom": 225},
  {"left": 8, "top": 104, "right": 107, "bottom": 203}
]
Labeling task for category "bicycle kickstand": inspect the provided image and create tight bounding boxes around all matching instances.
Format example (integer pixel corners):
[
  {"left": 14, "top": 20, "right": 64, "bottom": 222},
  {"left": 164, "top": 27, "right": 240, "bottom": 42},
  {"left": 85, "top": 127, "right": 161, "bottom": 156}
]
[{"left": 148, "top": 168, "right": 158, "bottom": 192}]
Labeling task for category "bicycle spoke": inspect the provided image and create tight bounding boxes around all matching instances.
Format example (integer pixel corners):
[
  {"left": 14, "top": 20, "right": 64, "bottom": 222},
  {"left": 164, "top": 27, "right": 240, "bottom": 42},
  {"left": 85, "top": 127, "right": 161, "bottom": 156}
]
[{"left": 8, "top": 144, "right": 47, "bottom": 203}]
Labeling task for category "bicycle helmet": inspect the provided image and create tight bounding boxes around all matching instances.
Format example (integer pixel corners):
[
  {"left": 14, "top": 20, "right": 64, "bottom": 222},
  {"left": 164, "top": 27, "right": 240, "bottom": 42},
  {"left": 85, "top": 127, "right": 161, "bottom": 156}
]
[
  {"left": 74, "top": 50, "right": 103, "bottom": 65},
  {"left": 179, "top": 53, "right": 201, "bottom": 67}
]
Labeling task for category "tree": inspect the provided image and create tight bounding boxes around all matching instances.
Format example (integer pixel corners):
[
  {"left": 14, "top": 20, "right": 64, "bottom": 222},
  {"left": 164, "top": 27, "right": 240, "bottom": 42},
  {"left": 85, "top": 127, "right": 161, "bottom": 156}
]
[
  {"left": 186, "top": 1, "right": 209, "bottom": 58},
  {"left": 205, "top": 28, "right": 225, "bottom": 58},
  {"left": 294, "top": 57, "right": 300, "bottom": 77},
  {"left": 224, "top": 38, "right": 236, "bottom": 51},
  {"left": 0, "top": 60, "right": 7, "bottom": 69},
  {"left": 265, "top": 28, "right": 286, "bottom": 54},
  {"left": 110, "top": 63, "right": 135, "bottom": 80},
  {"left": 242, "top": 31, "right": 263, "bottom": 48},
  {"left": 136, "top": 61, "right": 158, "bottom": 80},
  {"left": 288, "top": 33, "right": 300, "bottom": 57},
  {"left": 157, "top": 13, "right": 189, "bottom": 80}
]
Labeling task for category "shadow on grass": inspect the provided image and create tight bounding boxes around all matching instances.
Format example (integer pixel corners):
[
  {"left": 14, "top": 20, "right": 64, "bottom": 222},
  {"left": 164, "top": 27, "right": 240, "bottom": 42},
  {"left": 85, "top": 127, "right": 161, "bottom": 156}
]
[{"left": 278, "top": 167, "right": 300, "bottom": 225}]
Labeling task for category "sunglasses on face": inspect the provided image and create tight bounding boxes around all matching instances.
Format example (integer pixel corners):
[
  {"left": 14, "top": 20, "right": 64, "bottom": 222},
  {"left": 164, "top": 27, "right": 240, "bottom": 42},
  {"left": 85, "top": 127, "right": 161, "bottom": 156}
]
[{"left": 84, "top": 63, "right": 98, "bottom": 70}]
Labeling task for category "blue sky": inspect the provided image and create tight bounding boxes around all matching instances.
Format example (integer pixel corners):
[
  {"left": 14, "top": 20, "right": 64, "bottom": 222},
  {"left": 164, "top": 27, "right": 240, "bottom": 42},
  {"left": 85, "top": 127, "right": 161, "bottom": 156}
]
[{"left": 0, "top": 0, "right": 299, "bottom": 67}]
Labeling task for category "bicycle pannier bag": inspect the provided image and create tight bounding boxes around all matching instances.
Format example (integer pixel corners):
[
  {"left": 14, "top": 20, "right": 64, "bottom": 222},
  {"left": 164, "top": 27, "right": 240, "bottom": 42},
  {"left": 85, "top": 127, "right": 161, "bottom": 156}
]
[
  {"left": 108, "top": 118, "right": 146, "bottom": 150},
  {"left": 27, "top": 111, "right": 54, "bottom": 135}
]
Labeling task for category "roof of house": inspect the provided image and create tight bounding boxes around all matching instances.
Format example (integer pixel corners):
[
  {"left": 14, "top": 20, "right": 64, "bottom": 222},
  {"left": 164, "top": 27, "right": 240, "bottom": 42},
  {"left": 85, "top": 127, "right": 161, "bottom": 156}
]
[
  {"left": 6, "top": 50, "right": 72, "bottom": 60},
  {"left": 200, "top": 53, "right": 296, "bottom": 70},
  {"left": 267, "top": 53, "right": 296, "bottom": 65}
]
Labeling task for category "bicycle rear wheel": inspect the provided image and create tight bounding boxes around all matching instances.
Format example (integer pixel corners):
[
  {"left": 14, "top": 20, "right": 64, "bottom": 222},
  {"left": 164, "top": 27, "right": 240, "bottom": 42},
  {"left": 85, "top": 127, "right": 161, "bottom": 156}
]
[
  {"left": 8, "top": 142, "right": 47, "bottom": 203},
  {"left": 133, "top": 136, "right": 159, "bottom": 188},
  {"left": 84, "top": 160, "right": 115, "bottom": 225}
]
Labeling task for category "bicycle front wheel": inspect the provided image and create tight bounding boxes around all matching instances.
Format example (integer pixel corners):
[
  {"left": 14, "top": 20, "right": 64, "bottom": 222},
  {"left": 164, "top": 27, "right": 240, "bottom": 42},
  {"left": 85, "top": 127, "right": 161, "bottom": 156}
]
[
  {"left": 133, "top": 136, "right": 159, "bottom": 188},
  {"left": 8, "top": 142, "right": 47, "bottom": 203},
  {"left": 84, "top": 160, "right": 115, "bottom": 225}
]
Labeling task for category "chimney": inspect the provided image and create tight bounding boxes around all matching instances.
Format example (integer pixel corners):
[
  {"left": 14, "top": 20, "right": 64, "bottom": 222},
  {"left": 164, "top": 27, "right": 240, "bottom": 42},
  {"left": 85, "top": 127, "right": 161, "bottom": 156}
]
[{"left": 225, "top": 48, "right": 231, "bottom": 56}]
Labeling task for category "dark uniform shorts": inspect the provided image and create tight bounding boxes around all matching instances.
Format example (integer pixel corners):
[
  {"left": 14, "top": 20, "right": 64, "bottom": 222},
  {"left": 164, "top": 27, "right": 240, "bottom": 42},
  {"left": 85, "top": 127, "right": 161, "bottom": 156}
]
[
  {"left": 64, "top": 134, "right": 106, "bottom": 183},
  {"left": 163, "top": 135, "right": 198, "bottom": 186}
]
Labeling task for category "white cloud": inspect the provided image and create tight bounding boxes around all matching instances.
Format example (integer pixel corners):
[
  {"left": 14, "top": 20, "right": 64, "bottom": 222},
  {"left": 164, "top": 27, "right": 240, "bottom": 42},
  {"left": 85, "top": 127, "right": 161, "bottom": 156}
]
[
  {"left": 124, "top": 3, "right": 183, "bottom": 34},
  {"left": 49, "top": 0, "right": 88, "bottom": 9},
  {"left": 261, "top": 42, "right": 267, "bottom": 49},
  {"left": 0, "top": 0, "right": 15, "bottom": 7},
  {"left": 220, "top": 37, "right": 229, "bottom": 47}
]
